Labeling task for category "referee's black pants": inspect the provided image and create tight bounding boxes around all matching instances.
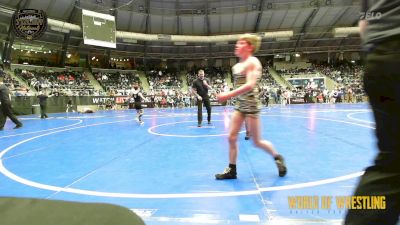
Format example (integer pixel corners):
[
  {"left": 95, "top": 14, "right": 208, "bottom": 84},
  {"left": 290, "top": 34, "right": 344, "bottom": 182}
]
[
  {"left": 40, "top": 104, "right": 48, "bottom": 118},
  {"left": 345, "top": 37, "right": 400, "bottom": 225},
  {"left": 0, "top": 103, "right": 22, "bottom": 128},
  {"left": 197, "top": 97, "right": 211, "bottom": 125}
]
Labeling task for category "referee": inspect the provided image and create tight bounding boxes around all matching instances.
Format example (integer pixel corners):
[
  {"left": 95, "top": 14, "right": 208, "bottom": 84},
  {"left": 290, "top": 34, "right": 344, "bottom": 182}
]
[
  {"left": 345, "top": 1, "right": 400, "bottom": 225},
  {"left": 0, "top": 75, "right": 22, "bottom": 130},
  {"left": 192, "top": 69, "right": 212, "bottom": 127}
]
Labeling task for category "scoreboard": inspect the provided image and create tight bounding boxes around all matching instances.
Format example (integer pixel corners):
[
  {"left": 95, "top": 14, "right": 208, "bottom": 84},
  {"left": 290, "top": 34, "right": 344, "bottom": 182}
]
[{"left": 82, "top": 9, "right": 116, "bottom": 48}]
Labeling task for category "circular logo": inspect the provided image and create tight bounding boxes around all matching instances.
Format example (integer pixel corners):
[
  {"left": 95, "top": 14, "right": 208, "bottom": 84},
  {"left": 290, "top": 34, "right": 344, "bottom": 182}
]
[{"left": 12, "top": 9, "right": 47, "bottom": 40}]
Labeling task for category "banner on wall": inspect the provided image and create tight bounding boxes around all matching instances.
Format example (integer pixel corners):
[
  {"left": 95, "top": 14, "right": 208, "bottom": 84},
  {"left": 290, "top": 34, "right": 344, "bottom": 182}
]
[{"left": 12, "top": 9, "right": 47, "bottom": 40}]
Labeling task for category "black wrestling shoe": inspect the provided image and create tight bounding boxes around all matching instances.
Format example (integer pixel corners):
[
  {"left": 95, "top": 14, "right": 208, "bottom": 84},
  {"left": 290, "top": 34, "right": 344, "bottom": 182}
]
[
  {"left": 244, "top": 131, "right": 251, "bottom": 140},
  {"left": 14, "top": 124, "right": 23, "bottom": 129},
  {"left": 198, "top": 122, "right": 202, "bottom": 127},
  {"left": 275, "top": 155, "right": 287, "bottom": 177},
  {"left": 215, "top": 167, "right": 237, "bottom": 180}
]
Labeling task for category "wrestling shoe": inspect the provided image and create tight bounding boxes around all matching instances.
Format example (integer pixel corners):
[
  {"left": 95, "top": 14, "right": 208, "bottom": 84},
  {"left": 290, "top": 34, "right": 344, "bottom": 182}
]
[
  {"left": 244, "top": 131, "right": 251, "bottom": 140},
  {"left": 215, "top": 167, "right": 237, "bottom": 180},
  {"left": 275, "top": 155, "right": 287, "bottom": 177},
  {"left": 14, "top": 124, "right": 23, "bottom": 129}
]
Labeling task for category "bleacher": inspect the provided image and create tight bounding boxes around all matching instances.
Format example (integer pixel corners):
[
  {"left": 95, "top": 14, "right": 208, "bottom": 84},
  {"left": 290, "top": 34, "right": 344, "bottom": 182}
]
[
  {"left": 93, "top": 70, "right": 141, "bottom": 96},
  {"left": 1, "top": 68, "right": 32, "bottom": 96},
  {"left": 14, "top": 69, "right": 94, "bottom": 96}
]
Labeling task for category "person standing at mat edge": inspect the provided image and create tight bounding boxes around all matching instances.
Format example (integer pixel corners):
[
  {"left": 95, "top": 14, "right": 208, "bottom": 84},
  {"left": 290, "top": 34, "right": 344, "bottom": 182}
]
[
  {"left": 344, "top": 1, "right": 400, "bottom": 225},
  {"left": 66, "top": 98, "right": 75, "bottom": 113},
  {"left": 192, "top": 69, "right": 212, "bottom": 127},
  {"left": 37, "top": 90, "right": 52, "bottom": 119},
  {"left": 215, "top": 34, "right": 287, "bottom": 180},
  {"left": 0, "top": 75, "right": 22, "bottom": 130},
  {"left": 130, "top": 83, "right": 147, "bottom": 125}
]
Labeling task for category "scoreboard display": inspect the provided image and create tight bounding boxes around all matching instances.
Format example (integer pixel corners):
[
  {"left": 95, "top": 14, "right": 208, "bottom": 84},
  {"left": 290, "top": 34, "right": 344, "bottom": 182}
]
[{"left": 82, "top": 9, "right": 116, "bottom": 48}]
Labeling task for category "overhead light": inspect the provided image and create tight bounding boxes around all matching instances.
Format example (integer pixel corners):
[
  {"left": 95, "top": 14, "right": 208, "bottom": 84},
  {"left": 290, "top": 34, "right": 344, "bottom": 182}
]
[
  {"left": 215, "top": 41, "right": 228, "bottom": 45},
  {"left": 333, "top": 27, "right": 360, "bottom": 38},
  {"left": 92, "top": 56, "right": 96, "bottom": 60},
  {"left": 276, "top": 37, "right": 290, "bottom": 41},
  {"left": 262, "top": 31, "right": 293, "bottom": 39},
  {"left": 174, "top": 42, "right": 187, "bottom": 45},
  {"left": 50, "top": 26, "right": 70, "bottom": 34},
  {"left": 158, "top": 34, "right": 171, "bottom": 41},
  {"left": 122, "top": 39, "right": 137, "bottom": 43},
  {"left": 0, "top": 7, "right": 14, "bottom": 14},
  {"left": 295, "top": 53, "right": 301, "bottom": 57}
]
